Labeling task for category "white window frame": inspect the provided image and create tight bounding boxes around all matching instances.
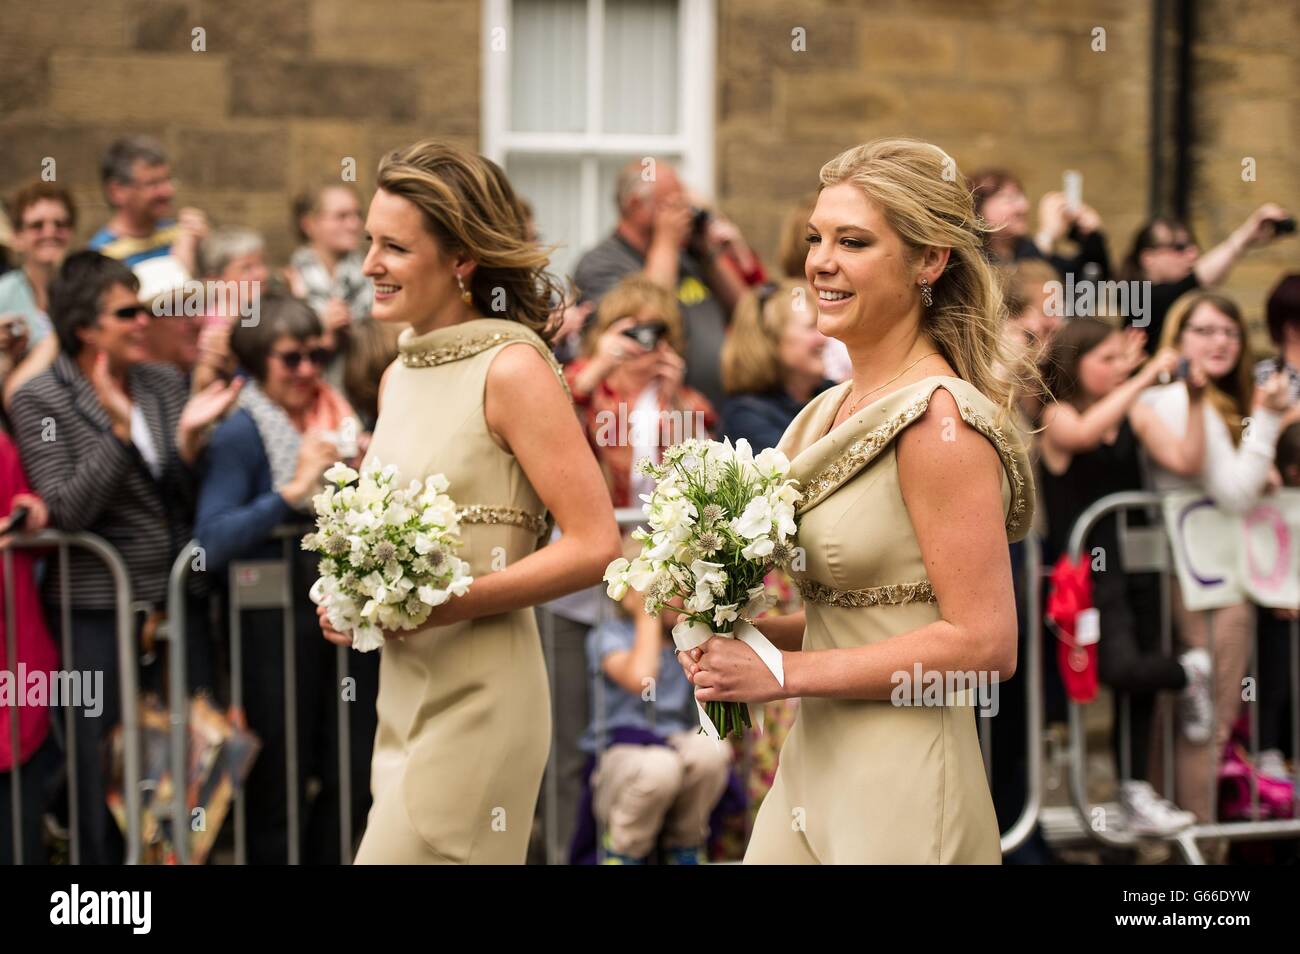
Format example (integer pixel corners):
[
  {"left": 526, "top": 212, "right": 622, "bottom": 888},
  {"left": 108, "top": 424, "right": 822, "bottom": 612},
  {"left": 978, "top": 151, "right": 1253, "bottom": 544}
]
[{"left": 482, "top": 0, "right": 715, "bottom": 265}]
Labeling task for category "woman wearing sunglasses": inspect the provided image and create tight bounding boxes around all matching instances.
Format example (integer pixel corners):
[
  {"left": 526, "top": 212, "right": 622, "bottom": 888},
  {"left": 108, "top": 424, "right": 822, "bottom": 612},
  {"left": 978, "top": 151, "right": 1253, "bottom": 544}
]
[
  {"left": 193, "top": 291, "right": 378, "bottom": 863},
  {"left": 0, "top": 181, "right": 78, "bottom": 406},
  {"left": 1119, "top": 204, "right": 1293, "bottom": 352},
  {"left": 6, "top": 250, "right": 239, "bottom": 862}
]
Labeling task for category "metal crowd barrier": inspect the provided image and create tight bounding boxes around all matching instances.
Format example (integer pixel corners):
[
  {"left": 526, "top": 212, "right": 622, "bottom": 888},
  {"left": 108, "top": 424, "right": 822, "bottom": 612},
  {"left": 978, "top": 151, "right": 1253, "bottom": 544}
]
[
  {"left": 164, "top": 523, "right": 357, "bottom": 865},
  {"left": 536, "top": 510, "right": 1049, "bottom": 863},
  {"left": 998, "top": 529, "right": 1044, "bottom": 856},
  {"left": 3, "top": 530, "right": 141, "bottom": 865},
  {"left": 1066, "top": 491, "right": 1300, "bottom": 864}
]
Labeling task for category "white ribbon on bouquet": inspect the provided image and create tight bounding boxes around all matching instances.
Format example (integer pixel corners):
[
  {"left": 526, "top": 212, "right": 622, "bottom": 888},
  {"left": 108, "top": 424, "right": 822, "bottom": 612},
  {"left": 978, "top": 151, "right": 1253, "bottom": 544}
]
[{"left": 673, "top": 618, "right": 785, "bottom": 739}]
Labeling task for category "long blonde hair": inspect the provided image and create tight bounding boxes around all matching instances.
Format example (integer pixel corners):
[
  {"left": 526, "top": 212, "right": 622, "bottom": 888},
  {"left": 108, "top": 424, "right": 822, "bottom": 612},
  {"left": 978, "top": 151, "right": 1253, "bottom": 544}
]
[
  {"left": 722, "top": 279, "right": 814, "bottom": 395},
  {"left": 818, "top": 138, "right": 1033, "bottom": 422},
  {"left": 375, "top": 139, "right": 562, "bottom": 339}
]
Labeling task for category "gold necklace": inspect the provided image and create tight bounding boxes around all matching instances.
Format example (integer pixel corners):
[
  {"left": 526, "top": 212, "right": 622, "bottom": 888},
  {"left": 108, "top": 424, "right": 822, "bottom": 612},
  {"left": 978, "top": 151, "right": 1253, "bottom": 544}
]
[{"left": 844, "top": 352, "right": 940, "bottom": 417}]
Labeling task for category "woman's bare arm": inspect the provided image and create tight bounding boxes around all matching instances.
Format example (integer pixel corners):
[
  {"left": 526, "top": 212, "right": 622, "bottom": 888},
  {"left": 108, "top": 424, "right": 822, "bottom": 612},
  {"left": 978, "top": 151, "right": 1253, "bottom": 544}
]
[
  {"left": 693, "top": 388, "right": 1017, "bottom": 704},
  {"left": 751, "top": 610, "right": 806, "bottom": 652},
  {"left": 445, "top": 341, "right": 622, "bottom": 620}
]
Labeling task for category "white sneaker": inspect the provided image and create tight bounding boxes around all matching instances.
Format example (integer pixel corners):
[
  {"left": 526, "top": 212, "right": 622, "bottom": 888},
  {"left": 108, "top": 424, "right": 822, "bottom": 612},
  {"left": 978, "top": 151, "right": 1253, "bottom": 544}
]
[
  {"left": 1257, "top": 748, "right": 1289, "bottom": 781},
  {"left": 1178, "top": 648, "right": 1213, "bottom": 744},
  {"left": 1120, "top": 780, "right": 1197, "bottom": 836}
]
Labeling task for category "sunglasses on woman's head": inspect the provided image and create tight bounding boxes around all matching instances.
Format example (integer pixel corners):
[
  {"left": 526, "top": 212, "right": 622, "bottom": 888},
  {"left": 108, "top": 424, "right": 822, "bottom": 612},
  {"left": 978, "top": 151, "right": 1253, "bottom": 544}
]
[{"left": 272, "top": 347, "right": 332, "bottom": 370}]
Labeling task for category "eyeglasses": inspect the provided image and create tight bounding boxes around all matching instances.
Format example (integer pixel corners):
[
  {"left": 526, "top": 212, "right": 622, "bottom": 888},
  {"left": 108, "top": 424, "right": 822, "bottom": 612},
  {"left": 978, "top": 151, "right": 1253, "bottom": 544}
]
[
  {"left": 1151, "top": 241, "right": 1194, "bottom": 252},
  {"left": 108, "top": 305, "right": 150, "bottom": 321},
  {"left": 1184, "top": 323, "right": 1242, "bottom": 342},
  {"left": 271, "top": 347, "right": 332, "bottom": 371},
  {"left": 22, "top": 217, "right": 72, "bottom": 232}
]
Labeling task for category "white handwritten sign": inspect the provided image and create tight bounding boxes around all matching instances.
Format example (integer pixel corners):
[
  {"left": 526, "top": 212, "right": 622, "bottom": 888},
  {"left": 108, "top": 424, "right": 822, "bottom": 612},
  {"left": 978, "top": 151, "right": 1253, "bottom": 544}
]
[{"left": 1162, "top": 489, "right": 1300, "bottom": 612}]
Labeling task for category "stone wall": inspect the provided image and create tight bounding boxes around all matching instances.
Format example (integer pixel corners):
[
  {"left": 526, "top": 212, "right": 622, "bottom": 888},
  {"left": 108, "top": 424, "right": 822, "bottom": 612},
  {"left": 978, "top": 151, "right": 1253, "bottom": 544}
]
[
  {"left": 1, "top": 0, "right": 1295, "bottom": 340},
  {"left": 0, "top": 0, "right": 479, "bottom": 264}
]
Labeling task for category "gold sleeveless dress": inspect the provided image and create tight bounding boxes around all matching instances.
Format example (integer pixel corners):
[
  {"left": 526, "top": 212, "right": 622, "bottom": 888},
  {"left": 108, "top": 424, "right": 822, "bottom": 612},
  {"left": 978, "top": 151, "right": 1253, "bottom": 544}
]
[
  {"left": 353, "top": 318, "right": 567, "bottom": 864},
  {"left": 745, "top": 376, "right": 1034, "bottom": 864}
]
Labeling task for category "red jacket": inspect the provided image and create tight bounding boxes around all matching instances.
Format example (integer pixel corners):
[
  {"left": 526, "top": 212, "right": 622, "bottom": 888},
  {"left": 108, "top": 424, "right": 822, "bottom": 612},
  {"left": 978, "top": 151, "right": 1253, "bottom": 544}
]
[{"left": 0, "top": 430, "right": 58, "bottom": 771}]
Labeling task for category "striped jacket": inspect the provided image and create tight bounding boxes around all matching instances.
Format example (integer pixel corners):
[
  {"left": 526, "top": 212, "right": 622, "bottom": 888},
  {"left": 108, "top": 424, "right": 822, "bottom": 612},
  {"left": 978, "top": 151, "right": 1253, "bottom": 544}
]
[{"left": 8, "top": 352, "right": 197, "bottom": 609}]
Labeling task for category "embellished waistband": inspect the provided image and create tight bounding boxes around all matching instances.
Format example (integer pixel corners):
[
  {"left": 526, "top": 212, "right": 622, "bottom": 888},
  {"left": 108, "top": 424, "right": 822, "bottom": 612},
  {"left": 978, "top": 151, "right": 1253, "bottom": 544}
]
[
  {"left": 796, "top": 578, "right": 936, "bottom": 608},
  {"left": 456, "top": 505, "right": 549, "bottom": 538}
]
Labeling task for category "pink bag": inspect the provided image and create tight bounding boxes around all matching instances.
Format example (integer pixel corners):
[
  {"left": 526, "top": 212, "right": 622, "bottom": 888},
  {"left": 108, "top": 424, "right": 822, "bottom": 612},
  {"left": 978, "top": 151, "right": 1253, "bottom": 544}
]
[{"left": 1218, "top": 743, "right": 1295, "bottom": 821}]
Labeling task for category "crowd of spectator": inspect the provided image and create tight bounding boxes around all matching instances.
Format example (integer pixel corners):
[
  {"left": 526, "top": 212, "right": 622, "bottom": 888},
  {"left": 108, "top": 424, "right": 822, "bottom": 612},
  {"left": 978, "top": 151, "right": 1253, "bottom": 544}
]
[{"left": 0, "top": 133, "right": 1296, "bottom": 865}]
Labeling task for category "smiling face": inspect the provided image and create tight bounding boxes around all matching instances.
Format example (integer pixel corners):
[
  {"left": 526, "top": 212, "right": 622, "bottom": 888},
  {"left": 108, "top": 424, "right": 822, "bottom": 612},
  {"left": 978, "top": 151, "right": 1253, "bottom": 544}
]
[
  {"left": 362, "top": 188, "right": 470, "bottom": 333},
  {"left": 1178, "top": 300, "right": 1243, "bottom": 382},
  {"left": 80, "top": 282, "right": 151, "bottom": 367},
  {"left": 262, "top": 333, "right": 325, "bottom": 414},
  {"left": 804, "top": 183, "right": 923, "bottom": 347},
  {"left": 14, "top": 197, "right": 74, "bottom": 268}
]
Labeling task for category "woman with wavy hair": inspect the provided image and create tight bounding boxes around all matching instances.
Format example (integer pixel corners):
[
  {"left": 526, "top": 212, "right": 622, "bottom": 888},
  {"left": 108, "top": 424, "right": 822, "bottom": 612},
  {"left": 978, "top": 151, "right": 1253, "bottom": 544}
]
[
  {"left": 1140, "top": 290, "right": 1291, "bottom": 833},
  {"left": 318, "top": 139, "right": 621, "bottom": 864},
  {"left": 679, "top": 138, "right": 1037, "bottom": 863}
]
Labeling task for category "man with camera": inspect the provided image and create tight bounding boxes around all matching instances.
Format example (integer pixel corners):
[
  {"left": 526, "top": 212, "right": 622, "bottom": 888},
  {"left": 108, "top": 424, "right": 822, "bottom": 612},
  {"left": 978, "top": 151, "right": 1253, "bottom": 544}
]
[{"left": 573, "top": 159, "right": 758, "bottom": 410}]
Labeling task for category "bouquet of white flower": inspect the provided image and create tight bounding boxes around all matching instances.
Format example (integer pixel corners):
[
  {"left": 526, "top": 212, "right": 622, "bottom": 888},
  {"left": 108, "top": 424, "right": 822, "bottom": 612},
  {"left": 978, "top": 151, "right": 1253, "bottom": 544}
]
[
  {"left": 603, "top": 438, "right": 801, "bottom": 739},
  {"left": 303, "top": 459, "right": 474, "bottom": 652}
]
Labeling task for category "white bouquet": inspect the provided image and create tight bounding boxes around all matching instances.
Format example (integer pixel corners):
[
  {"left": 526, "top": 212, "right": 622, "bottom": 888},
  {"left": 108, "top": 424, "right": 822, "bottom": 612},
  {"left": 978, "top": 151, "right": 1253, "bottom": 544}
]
[
  {"left": 304, "top": 459, "right": 474, "bottom": 652},
  {"left": 603, "top": 438, "right": 801, "bottom": 738}
]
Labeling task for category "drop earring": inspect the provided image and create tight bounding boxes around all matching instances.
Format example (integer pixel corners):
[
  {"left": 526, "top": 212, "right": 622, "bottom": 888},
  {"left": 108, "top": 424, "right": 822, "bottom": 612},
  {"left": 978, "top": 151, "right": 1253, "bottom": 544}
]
[
  {"left": 919, "top": 277, "right": 933, "bottom": 308},
  {"left": 456, "top": 273, "right": 473, "bottom": 305}
]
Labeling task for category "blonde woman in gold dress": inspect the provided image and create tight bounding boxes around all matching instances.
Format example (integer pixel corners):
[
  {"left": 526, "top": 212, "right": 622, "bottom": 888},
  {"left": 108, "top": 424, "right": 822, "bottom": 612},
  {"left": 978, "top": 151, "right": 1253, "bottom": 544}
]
[
  {"left": 680, "top": 139, "right": 1036, "bottom": 864},
  {"left": 319, "top": 140, "right": 621, "bottom": 864}
]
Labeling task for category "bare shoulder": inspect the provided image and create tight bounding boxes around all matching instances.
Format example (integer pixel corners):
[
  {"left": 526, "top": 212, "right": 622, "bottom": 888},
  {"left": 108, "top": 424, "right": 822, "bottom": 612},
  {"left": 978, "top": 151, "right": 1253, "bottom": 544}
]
[
  {"left": 485, "top": 338, "right": 566, "bottom": 401},
  {"left": 484, "top": 339, "right": 572, "bottom": 451},
  {"left": 896, "top": 385, "right": 1001, "bottom": 492}
]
